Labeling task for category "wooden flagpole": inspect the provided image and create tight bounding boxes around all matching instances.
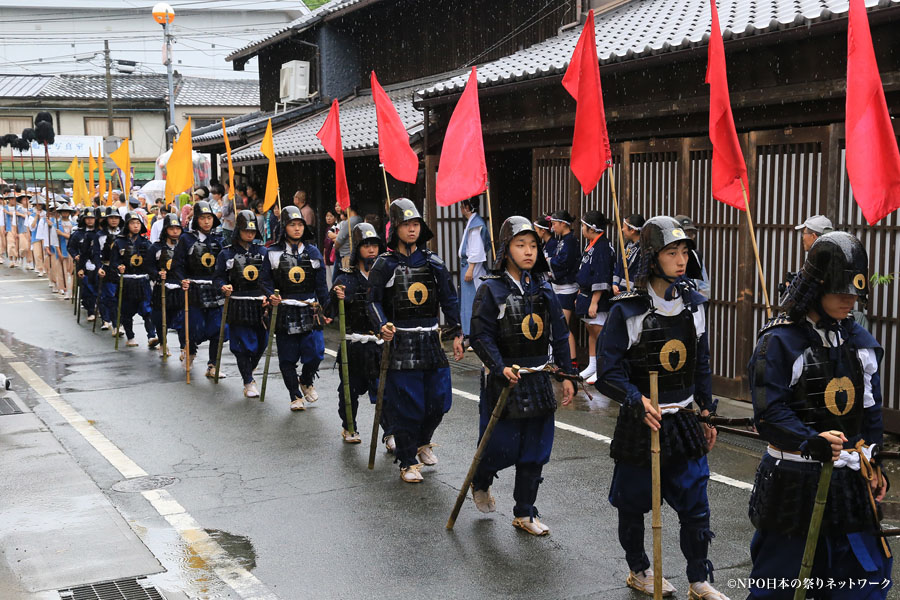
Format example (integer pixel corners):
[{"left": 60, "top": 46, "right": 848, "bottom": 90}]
[
  {"left": 740, "top": 180, "right": 772, "bottom": 319},
  {"left": 485, "top": 183, "right": 496, "bottom": 259},
  {"left": 606, "top": 164, "right": 631, "bottom": 291}
]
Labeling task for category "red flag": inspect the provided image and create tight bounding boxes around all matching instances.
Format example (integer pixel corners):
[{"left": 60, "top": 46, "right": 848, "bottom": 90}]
[
  {"left": 372, "top": 71, "right": 418, "bottom": 184},
  {"left": 706, "top": 0, "right": 748, "bottom": 211},
  {"left": 562, "top": 10, "right": 611, "bottom": 195},
  {"left": 846, "top": 0, "right": 900, "bottom": 224},
  {"left": 436, "top": 66, "right": 487, "bottom": 207},
  {"left": 316, "top": 99, "right": 350, "bottom": 210}
]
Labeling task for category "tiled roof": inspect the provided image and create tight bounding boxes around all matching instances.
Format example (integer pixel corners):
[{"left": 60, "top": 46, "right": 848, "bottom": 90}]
[
  {"left": 417, "top": 0, "right": 900, "bottom": 100},
  {"left": 0, "top": 74, "right": 53, "bottom": 98},
  {"left": 177, "top": 78, "right": 259, "bottom": 106},
  {"left": 0, "top": 74, "right": 259, "bottom": 107},
  {"left": 227, "top": 0, "right": 381, "bottom": 62},
  {"left": 230, "top": 81, "right": 423, "bottom": 163},
  {"left": 192, "top": 103, "right": 324, "bottom": 145}
]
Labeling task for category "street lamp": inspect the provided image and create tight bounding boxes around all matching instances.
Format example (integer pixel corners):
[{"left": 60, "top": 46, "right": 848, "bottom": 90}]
[{"left": 152, "top": 2, "right": 177, "bottom": 147}]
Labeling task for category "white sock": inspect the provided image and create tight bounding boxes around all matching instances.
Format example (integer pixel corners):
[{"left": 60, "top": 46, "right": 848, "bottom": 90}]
[{"left": 588, "top": 356, "right": 597, "bottom": 370}]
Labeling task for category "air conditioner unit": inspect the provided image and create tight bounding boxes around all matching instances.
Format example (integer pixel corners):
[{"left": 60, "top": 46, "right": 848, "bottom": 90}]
[{"left": 279, "top": 60, "right": 310, "bottom": 103}]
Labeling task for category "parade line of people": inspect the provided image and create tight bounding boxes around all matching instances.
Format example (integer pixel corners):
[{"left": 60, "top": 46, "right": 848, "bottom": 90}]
[{"left": 1, "top": 185, "right": 892, "bottom": 600}]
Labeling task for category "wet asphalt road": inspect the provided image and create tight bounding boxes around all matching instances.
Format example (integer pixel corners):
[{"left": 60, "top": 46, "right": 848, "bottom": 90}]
[{"left": 0, "top": 267, "right": 897, "bottom": 600}]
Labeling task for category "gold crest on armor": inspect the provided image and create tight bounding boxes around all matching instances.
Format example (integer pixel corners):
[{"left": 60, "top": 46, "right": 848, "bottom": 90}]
[
  {"left": 165, "top": 259, "right": 172, "bottom": 270},
  {"left": 853, "top": 274, "right": 866, "bottom": 290},
  {"left": 403, "top": 209, "right": 415, "bottom": 218},
  {"left": 130, "top": 254, "right": 143, "bottom": 267},
  {"left": 521, "top": 313, "right": 544, "bottom": 341},
  {"left": 824, "top": 376, "right": 856, "bottom": 416},
  {"left": 243, "top": 265, "right": 259, "bottom": 281},
  {"left": 672, "top": 228, "right": 686, "bottom": 239},
  {"left": 407, "top": 282, "right": 429, "bottom": 305},
  {"left": 288, "top": 266, "right": 306, "bottom": 284},
  {"left": 201, "top": 253, "right": 215, "bottom": 268},
  {"left": 659, "top": 339, "right": 688, "bottom": 372}
]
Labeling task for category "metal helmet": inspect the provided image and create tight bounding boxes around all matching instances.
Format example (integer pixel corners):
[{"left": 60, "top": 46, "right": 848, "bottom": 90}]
[
  {"left": 122, "top": 211, "right": 147, "bottom": 235},
  {"left": 633, "top": 216, "right": 701, "bottom": 287},
  {"left": 349, "top": 222, "right": 385, "bottom": 266},
  {"left": 494, "top": 216, "right": 550, "bottom": 274},
  {"left": 190, "top": 201, "right": 220, "bottom": 232},
  {"left": 781, "top": 231, "right": 869, "bottom": 319},
  {"left": 161, "top": 213, "right": 182, "bottom": 239},
  {"left": 234, "top": 210, "right": 259, "bottom": 236},
  {"left": 100, "top": 206, "right": 121, "bottom": 228},
  {"left": 279, "top": 205, "right": 312, "bottom": 242},
  {"left": 388, "top": 198, "right": 432, "bottom": 246}
]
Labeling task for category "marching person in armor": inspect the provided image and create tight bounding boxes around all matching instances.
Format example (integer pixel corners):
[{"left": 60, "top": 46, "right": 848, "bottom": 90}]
[
  {"left": 612, "top": 213, "right": 644, "bottom": 294},
  {"left": 148, "top": 213, "right": 183, "bottom": 358},
  {"left": 213, "top": 211, "right": 269, "bottom": 398},
  {"left": 367, "top": 198, "right": 464, "bottom": 483},
  {"left": 468, "top": 216, "right": 576, "bottom": 535},
  {"left": 260, "top": 205, "right": 327, "bottom": 411},
  {"left": 746, "top": 232, "right": 891, "bottom": 600},
  {"left": 172, "top": 201, "right": 227, "bottom": 377},
  {"left": 324, "top": 222, "right": 388, "bottom": 444},
  {"left": 93, "top": 207, "right": 123, "bottom": 333},
  {"left": 595, "top": 216, "right": 727, "bottom": 600},
  {"left": 109, "top": 212, "right": 158, "bottom": 348},
  {"left": 73, "top": 207, "right": 98, "bottom": 320}
]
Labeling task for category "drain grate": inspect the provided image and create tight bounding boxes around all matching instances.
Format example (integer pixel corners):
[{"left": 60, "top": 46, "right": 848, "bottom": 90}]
[
  {"left": 58, "top": 577, "right": 164, "bottom": 600},
  {"left": 0, "top": 396, "right": 22, "bottom": 416}
]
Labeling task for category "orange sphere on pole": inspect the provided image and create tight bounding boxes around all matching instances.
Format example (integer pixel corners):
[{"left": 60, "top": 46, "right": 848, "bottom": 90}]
[{"left": 152, "top": 2, "right": 175, "bottom": 25}]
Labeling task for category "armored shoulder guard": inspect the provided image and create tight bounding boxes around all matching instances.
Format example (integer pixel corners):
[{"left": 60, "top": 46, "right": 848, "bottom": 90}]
[
  {"left": 758, "top": 313, "right": 795, "bottom": 336},
  {"left": 610, "top": 289, "right": 645, "bottom": 302},
  {"left": 424, "top": 250, "right": 445, "bottom": 268},
  {"left": 479, "top": 274, "right": 501, "bottom": 281}
]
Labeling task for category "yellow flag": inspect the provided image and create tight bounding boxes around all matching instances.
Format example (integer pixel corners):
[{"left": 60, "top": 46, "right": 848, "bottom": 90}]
[
  {"left": 165, "top": 117, "right": 194, "bottom": 206},
  {"left": 65, "top": 156, "right": 79, "bottom": 181},
  {"left": 78, "top": 159, "right": 90, "bottom": 206},
  {"left": 260, "top": 119, "right": 279, "bottom": 211},
  {"left": 109, "top": 138, "right": 131, "bottom": 199},
  {"left": 65, "top": 158, "right": 81, "bottom": 205},
  {"left": 98, "top": 146, "right": 107, "bottom": 206},
  {"left": 88, "top": 149, "right": 96, "bottom": 200},
  {"left": 222, "top": 117, "right": 236, "bottom": 215}
]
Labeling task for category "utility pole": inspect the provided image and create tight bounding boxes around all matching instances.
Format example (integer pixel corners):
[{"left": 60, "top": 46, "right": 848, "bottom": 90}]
[{"left": 104, "top": 40, "right": 114, "bottom": 138}]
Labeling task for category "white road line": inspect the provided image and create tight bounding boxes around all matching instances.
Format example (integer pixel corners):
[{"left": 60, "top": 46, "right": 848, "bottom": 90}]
[
  {"left": 8, "top": 359, "right": 280, "bottom": 600},
  {"left": 326, "top": 346, "right": 753, "bottom": 491},
  {"left": 0, "top": 278, "right": 46, "bottom": 283},
  {"left": 0, "top": 340, "right": 14, "bottom": 358}
]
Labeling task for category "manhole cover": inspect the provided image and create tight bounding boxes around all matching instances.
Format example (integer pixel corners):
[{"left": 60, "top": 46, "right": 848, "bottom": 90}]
[{"left": 111, "top": 475, "right": 179, "bottom": 493}]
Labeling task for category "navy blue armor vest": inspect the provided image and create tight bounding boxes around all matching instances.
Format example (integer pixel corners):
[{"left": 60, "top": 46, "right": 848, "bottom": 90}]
[
  {"left": 793, "top": 342, "right": 865, "bottom": 438},
  {"left": 119, "top": 238, "right": 144, "bottom": 275},
  {"left": 187, "top": 238, "right": 221, "bottom": 279},
  {"left": 275, "top": 251, "right": 316, "bottom": 295},
  {"left": 383, "top": 264, "right": 438, "bottom": 322},
  {"left": 100, "top": 230, "right": 118, "bottom": 264},
  {"left": 347, "top": 275, "right": 373, "bottom": 334},
  {"left": 625, "top": 309, "right": 697, "bottom": 397},
  {"left": 156, "top": 245, "right": 175, "bottom": 273},
  {"left": 497, "top": 290, "right": 549, "bottom": 369},
  {"left": 229, "top": 251, "right": 265, "bottom": 293}
]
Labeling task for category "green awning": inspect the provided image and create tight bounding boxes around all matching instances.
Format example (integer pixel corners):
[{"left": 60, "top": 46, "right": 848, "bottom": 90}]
[{"left": 0, "top": 161, "right": 157, "bottom": 187}]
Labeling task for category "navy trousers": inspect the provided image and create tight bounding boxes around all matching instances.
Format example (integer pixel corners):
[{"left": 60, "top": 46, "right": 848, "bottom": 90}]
[
  {"left": 610, "top": 456, "right": 715, "bottom": 583},
  {"left": 384, "top": 367, "right": 452, "bottom": 468},
  {"left": 229, "top": 324, "right": 267, "bottom": 384},
  {"left": 176, "top": 305, "right": 226, "bottom": 366},
  {"left": 276, "top": 330, "right": 324, "bottom": 402}
]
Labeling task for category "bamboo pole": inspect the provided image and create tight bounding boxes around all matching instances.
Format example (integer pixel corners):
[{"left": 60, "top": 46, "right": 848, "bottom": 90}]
[
  {"left": 259, "top": 289, "right": 280, "bottom": 403},
  {"left": 792, "top": 461, "right": 834, "bottom": 600},
  {"left": 184, "top": 288, "right": 191, "bottom": 384},
  {"left": 337, "top": 290, "right": 354, "bottom": 436},
  {"left": 650, "top": 371, "right": 663, "bottom": 600},
  {"left": 447, "top": 365, "right": 520, "bottom": 530},
  {"left": 368, "top": 322, "right": 394, "bottom": 469},
  {"left": 213, "top": 296, "right": 229, "bottom": 383},
  {"left": 485, "top": 185, "right": 497, "bottom": 259},
  {"left": 607, "top": 165, "right": 631, "bottom": 291},
  {"left": 161, "top": 279, "right": 168, "bottom": 361},
  {"left": 740, "top": 180, "right": 772, "bottom": 319}
]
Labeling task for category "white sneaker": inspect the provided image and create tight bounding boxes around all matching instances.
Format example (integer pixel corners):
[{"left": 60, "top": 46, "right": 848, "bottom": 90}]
[
  {"left": 100, "top": 321, "right": 111, "bottom": 330},
  {"left": 688, "top": 581, "right": 731, "bottom": 600},
  {"left": 205, "top": 365, "right": 225, "bottom": 379},
  {"left": 417, "top": 444, "right": 438, "bottom": 466},
  {"left": 626, "top": 569, "right": 676, "bottom": 597},
  {"left": 400, "top": 464, "right": 424, "bottom": 483},
  {"left": 579, "top": 363, "right": 597, "bottom": 380},
  {"left": 300, "top": 383, "right": 318, "bottom": 403},
  {"left": 243, "top": 382, "right": 259, "bottom": 398},
  {"left": 147, "top": 337, "right": 159, "bottom": 349},
  {"left": 471, "top": 486, "right": 496, "bottom": 513},
  {"left": 113, "top": 327, "right": 124, "bottom": 338},
  {"left": 125, "top": 339, "right": 138, "bottom": 347},
  {"left": 585, "top": 372, "right": 598, "bottom": 385},
  {"left": 87, "top": 314, "right": 96, "bottom": 322},
  {"left": 290, "top": 396, "right": 306, "bottom": 411},
  {"left": 384, "top": 435, "right": 396, "bottom": 454}
]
